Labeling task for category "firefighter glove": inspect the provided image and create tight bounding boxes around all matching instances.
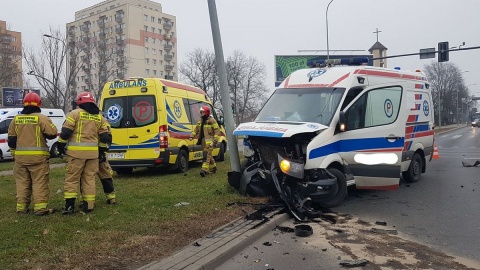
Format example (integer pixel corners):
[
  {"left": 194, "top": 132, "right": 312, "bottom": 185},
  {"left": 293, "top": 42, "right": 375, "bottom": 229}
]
[
  {"left": 99, "top": 147, "right": 107, "bottom": 163},
  {"left": 212, "top": 141, "right": 218, "bottom": 148}
]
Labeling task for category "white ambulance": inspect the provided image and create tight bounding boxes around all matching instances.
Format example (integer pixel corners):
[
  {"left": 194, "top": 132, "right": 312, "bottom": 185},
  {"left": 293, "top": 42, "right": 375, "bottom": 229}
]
[
  {"left": 232, "top": 58, "right": 435, "bottom": 219},
  {"left": 0, "top": 108, "right": 66, "bottom": 160}
]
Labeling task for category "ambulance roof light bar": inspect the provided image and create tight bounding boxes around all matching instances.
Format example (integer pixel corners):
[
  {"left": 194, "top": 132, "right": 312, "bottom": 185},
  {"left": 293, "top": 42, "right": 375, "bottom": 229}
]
[{"left": 307, "top": 57, "right": 370, "bottom": 68}]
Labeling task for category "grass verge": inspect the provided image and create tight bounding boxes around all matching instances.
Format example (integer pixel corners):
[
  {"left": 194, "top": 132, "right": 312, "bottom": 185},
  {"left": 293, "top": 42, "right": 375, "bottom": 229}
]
[
  {"left": 0, "top": 154, "right": 268, "bottom": 270},
  {"left": 0, "top": 157, "right": 65, "bottom": 172}
]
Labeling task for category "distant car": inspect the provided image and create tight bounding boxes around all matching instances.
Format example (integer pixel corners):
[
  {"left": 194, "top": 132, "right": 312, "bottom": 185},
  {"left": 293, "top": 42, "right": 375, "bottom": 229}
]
[{"left": 472, "top": 119, "right": 480, "bottom": 127}]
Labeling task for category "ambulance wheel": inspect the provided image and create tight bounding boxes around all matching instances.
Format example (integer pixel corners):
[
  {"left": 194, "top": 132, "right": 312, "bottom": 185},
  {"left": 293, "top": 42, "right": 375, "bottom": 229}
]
[
  {"left": 215, "top": 142, "right": 225, "bottom": 162},
  {"left": 319, "top": 168, "right": 347, "bottom": 208},
  {"left": 175, "top": 149, "right": 189, "bottom": 173},
  {"left": 50, "top": 142, "right": 60, "bottom": 158},
  {"left": 403, "top": 153, "right": 422, "bottom": 183}
]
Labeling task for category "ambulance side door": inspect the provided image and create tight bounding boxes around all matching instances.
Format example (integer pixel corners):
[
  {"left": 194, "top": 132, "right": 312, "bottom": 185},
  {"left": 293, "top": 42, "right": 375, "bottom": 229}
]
[{"left": 340, "top": 85, "right": 404, "bottom": 190}]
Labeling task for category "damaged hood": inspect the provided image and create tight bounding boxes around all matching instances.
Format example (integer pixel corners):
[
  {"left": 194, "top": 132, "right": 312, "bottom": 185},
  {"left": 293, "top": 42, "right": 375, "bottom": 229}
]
[{"left": 233, "top": 121, "right": 327, "bottom": 138}]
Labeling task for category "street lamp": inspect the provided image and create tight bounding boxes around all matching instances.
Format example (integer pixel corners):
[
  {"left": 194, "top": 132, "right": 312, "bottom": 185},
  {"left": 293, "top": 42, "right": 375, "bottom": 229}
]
[{"left": 326, "top": 0, "right": 335, "bottom": 60}]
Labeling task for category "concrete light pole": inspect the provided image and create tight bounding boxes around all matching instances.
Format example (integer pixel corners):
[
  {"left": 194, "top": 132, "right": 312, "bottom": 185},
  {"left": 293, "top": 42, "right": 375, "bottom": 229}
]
[
  {"left": 458, "top": 70, "right": 469, "bottom": 124},
  {"left": 326, "top": 0, "right": 335, "bottom": 60}
]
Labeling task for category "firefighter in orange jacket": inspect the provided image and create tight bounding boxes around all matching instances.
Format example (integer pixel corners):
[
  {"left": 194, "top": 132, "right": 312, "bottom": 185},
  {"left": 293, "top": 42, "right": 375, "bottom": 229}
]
[
  {"left": 8, "top": 93, "right": 58, "bottom": 215},
  {"left": 59, "top": 92, "right": 110, "bottom": 214},
  {"left": 189, "top": 106, "right": 220, "bottom": 177},
  {"left": 97, "top": 116, "right": 116, "bottom": 205}
]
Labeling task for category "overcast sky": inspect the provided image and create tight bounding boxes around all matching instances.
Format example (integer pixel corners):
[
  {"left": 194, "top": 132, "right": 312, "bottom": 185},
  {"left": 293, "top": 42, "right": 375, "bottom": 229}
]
[{"left": 1, "top": 0, "right": 479, "bottom": 94}]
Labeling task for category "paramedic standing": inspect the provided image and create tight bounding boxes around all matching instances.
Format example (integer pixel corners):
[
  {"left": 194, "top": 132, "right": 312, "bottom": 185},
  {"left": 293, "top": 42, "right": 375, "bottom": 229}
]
[
  {"left": 8, "top": 92, "right": 58, "bottom": 216},
  {"left": 97, "top": 116, "right": 117, "bottom": 205},
  {"left": 189, "top": 106, "right": 220, "bottom": 177},
  {"left": 58, "top": 92, "right": 110, "bottom": 214}
]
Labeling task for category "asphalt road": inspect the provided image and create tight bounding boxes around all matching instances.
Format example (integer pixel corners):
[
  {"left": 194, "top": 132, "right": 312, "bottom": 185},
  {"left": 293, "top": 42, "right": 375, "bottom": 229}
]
[{"left": 219, "top": 126, "right": 480, "bottom": 269}]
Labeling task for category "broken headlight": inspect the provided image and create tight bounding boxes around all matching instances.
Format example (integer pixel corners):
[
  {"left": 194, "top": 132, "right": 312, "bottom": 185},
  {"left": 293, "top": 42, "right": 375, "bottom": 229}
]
[{"left": 278, "top": 153, "right": 304, "bottom": 179}]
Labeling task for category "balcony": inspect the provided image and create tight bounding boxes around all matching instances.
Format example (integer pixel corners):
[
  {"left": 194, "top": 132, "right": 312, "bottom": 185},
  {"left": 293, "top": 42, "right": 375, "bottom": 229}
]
[
  {"left": 165, "top": 65, "right": 173, "bottom": 71},
  {"left": 116, "top": 39, "right": 124, "bottom": 46},
  {"left": 1, "top": 47, "right": 12, "bottom": 53},
  {"left": 68, "top": 29, "right": 75, "bottom": 37},
  {"left": 115, "top": 27, "right": 123, "bottom": 34},
  {"left": 69, "top": 41, "right": 76, "bottom": 48},
  {"left": 116, "top": 49, "right": 124, "bottom": 55},
  {"left": 81, "top": 24, "right": 90, "bottom": 32},
  {"left": 163, "top": 23, "right": 172, "bottom": 30},
  {"left": 98, "top": 40, "right": 106, "bottom": 49},
  {"left": 117, "top": 72, "right": 124, "bottom": 79},
  {"left": 117, "top": 60, "right": 125, "bottom": 67},
  {"left": 164, "top": 34, "right": 172, "bottom": 40},
  {"left": 164, "top": 54, "right": 173, "bottom": 61},
  {"left": 97, "top": 20, "right": 105, "bottom": 28},
  {"left": 82, "top": 66, "right": 91, "bottom": 73},
  {"left": 164, "top": 44, "right": 172, "bottom": 50},
  {"left": 115, "top": 15, "right": 123, "bottom": 23},
  {"left": 82, "top": 36, "right": 90, "bottom": 43},
  {"left": 164, "top": 75, "right": 173, "bottom": 80},
  {"left": 99, "top": 32, "right": 106, "bottom": 39},
  {"left": 85, "top": 77, "right": 92, "bottom": 84},
  {"left": 82, "top": 46, "right": 90, "bottom": 53}
]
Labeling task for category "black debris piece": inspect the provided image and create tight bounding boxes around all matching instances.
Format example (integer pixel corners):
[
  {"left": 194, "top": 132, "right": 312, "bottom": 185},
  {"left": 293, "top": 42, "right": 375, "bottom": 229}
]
[
  {"left": 462, "top": 160, "right": 480, "bottom": 167},
  {"left": 276, "top": 225, "right": 295, "bottom": 233},
  {"left": 375, "top": 221, "right": 387, "bottom": 226},
  {"left": 263, "top": 241, "right": 272, "bottom": 246},
  {"left": 339, "top": 259, "right": 369, "bottom": 267},
  {"left": 294, "top": 224, "right": 313, "bottom": 237},
  {"left": 193, "top": 242, "right": 201, "bottom": 247}
]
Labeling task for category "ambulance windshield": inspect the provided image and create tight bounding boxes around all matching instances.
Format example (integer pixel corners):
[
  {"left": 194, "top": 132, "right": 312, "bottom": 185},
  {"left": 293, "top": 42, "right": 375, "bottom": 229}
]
[{"left": 255, "top": 87, "right": 345, "bottom": 126}]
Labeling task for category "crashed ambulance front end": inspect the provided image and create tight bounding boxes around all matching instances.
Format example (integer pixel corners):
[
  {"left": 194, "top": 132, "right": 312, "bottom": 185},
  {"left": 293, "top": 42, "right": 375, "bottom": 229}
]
[{"left": 232, "top": 86, "right": 347, "bottom": 220}]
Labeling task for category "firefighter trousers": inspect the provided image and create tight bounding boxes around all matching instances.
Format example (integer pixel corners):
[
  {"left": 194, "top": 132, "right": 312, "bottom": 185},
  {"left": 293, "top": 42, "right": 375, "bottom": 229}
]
[
  {"left": 201, "top": 144, "right": 216, "bottom": 173},
  {"left": 97, "top": 160, "right": 116, "bottom": 201},
  {"left": 14, "top": 161, "right": 50, "bottom": 215},
  {"left": 64, "top": 157, "right": 99, "bottom": 210}
]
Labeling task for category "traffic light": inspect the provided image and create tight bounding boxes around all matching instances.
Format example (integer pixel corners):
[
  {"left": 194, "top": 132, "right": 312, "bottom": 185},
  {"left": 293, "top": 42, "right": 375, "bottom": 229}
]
[{"left": 438, "top": 42, "right": 449, "bottom": 62}]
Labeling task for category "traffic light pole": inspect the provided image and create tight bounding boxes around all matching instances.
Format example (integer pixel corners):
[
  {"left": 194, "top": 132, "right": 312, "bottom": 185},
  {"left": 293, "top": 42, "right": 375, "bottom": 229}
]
[{"left": 370, "top": 46, "right": 480, "bottom": 61}]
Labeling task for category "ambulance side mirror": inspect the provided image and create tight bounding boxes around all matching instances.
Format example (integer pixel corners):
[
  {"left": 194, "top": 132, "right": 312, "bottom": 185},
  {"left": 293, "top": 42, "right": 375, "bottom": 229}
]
[
  {"left": 338, "top": 111, "right": 346, "bottom": 132},
  {"left": 218, "top": 116, "right": 224, "bottom": 125}
]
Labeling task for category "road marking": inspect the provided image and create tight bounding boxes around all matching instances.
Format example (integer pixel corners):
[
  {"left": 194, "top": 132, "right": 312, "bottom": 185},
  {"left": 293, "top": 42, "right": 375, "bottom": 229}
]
[{"left": 451, "top": 135, "right": 462, "bottom": 139}]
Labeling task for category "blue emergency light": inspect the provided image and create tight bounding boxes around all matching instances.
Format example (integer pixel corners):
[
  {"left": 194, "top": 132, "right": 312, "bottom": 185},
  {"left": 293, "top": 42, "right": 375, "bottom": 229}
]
[{"left": 307, "top": 57, "right": 370, "bottom": 68}]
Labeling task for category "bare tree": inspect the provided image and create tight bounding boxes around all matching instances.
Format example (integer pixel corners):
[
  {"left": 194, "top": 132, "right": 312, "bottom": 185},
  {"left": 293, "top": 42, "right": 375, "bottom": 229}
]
[
  {"left": 178, "top": 48, "right": 220, "bottom": 106},
  {"left": 424, "top": 61, "right": 467, "bottom": 125}
]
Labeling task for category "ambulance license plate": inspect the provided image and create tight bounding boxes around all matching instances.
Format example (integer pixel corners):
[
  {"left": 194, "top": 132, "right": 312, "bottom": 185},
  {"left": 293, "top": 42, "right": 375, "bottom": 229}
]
[{"left": 107, "top": 153, "right": 125, "bottom": 159}]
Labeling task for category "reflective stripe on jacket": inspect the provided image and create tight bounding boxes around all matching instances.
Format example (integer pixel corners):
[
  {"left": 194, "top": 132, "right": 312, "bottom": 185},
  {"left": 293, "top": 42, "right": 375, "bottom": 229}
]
[{"left": 191, "top": 115, "right": 220, "bottom": 145}]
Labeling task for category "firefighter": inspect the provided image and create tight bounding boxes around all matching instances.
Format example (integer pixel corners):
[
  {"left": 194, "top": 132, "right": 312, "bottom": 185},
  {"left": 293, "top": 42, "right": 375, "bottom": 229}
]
[
  {"left": 97, "top": 116, "right": 116, "bottom": 205},
  {"left": 8, "top": 92, "right": 58, "bottom": 215},
  {"left": 189, "top": 106, "right": 220, "bottom": 177},
  {"left": 59, "top": 92, "right": 110, "bottom": 214}
]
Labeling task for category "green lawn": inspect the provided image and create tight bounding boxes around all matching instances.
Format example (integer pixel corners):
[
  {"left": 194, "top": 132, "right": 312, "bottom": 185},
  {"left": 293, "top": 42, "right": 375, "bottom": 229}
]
[
  {"left": 0, "top": 157, "right": 65, "bottom": 172},
  {"left": 0, "top": 154, "right": 265, "bottom": 270}
]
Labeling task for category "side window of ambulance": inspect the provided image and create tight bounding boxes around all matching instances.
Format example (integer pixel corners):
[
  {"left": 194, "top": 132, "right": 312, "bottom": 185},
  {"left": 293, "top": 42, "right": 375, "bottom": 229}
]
[
  {"left": 345, "top": 86, "right": 401, "bottom": 130},
  {"left": 0, "top": 119, "right": 12, "bottom": 134},
  {"left": 183, "top": 99, "right": 192, "bottom": 123},
  {"left": 188, "top": 100, "right": 203, "bottom": 124},
  {"left": 103, "top": 97, "right": 126, "bottom": 128},
  {"left": 130, "top": 96, "right": 156, "bottom": 127}
]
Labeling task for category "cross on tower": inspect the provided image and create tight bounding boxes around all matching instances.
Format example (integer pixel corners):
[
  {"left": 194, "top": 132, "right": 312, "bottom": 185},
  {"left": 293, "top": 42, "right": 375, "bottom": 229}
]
[{"left": 373, "top": 28, "right": 382, "bottom": 42}]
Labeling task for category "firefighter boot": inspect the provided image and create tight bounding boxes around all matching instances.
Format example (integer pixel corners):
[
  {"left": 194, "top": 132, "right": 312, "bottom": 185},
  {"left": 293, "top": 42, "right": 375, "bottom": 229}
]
[
  {"left": 101, "top": 178, "right": 116, "bottom": 204},
  {"left": 79, "top": 201, "right": 93, "bottom": 213},
  {"left": 62, "top": 198, "right": 76, "bottom": 215},
  {"left": 200, "top": 171, "right": 207, "bottom": 177},
  {"left": 35, "top": 208, "right": 55, "bottom": 216},
  {"left": 210, "top": 166, "right": 217, "bottom": 174}
]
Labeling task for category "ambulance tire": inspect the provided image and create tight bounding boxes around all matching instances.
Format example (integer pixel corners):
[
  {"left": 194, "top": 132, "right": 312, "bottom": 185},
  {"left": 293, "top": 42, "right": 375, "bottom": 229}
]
[
  {"left": 175, "top": 149, "right": 189, "bottom": 173},
  {"left": 402, "top": 153, "right": 422, "bottom": 183},
  {"left": 50, "top": 142, "right": 60, "bottom": 158},
  {"left": 215, "top": 142, "right": 225, "bottom": 162},
  {"left": 319, "top": 168, "right": 347, "bottom": 208}
]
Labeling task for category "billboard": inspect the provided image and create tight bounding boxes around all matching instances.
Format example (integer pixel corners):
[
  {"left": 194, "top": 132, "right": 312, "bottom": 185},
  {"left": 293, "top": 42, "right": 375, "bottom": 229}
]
[
  {"left": 275, "top": 54, "right": 374, "bottom": 87},
  {"left": 2, "top": 88, "right": 41, "bottom": 107}
]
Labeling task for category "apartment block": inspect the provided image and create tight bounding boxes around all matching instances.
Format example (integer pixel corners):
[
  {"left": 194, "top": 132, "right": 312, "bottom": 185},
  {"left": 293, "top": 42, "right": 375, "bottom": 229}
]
[
  {"left": 0, "top": 20, "right": 23, "bottom": 88},
  {"left": 66, "top": 0, "right": 177, "bottom": 95}
]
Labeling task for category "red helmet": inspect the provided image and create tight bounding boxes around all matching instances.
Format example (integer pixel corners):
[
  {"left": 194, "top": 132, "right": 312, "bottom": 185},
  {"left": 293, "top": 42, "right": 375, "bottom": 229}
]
[
  {"left": 23, "top": 92, "right": 41, "bottom": 107},
  {"left": 200, "top": 105, "right": 210, "bottom": 117},
  {"left": 76, "top": 91, "right": 95, "bottom": 105}
]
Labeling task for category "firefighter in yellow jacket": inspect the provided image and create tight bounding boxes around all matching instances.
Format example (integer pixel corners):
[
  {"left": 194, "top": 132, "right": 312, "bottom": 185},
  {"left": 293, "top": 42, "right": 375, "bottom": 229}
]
[
  {"left": 189, "top": 106, "right": 220, "bottom": 177},
  {"left": 97, "top": 116, "right": 116, "bottom": 205},
  {"left": 8, "top": 92, "right": 58, "bottom": 215},
  {"left": 59, "top": 92, "right": 110, "bottom": 214}
]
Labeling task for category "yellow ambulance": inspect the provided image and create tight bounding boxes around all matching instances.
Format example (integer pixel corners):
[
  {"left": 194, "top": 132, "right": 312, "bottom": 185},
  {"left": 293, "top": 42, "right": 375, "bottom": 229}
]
[{"left": 99, "top": 78, "right": 227, "bottom": 174}]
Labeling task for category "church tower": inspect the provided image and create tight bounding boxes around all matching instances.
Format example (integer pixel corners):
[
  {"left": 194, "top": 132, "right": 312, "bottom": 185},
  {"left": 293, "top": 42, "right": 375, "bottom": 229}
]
[{"left": 368, "top": 28, "right": 388, "bottom": 68}]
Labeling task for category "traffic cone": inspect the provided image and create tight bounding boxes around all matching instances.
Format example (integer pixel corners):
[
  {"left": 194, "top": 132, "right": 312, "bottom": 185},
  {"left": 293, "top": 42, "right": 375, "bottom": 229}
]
[{"left": 433, "top": 144, "right": 440, "bottom": 159}]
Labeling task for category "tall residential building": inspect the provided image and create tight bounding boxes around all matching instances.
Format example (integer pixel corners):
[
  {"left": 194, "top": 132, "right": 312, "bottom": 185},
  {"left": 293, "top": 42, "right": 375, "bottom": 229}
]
[
  {"left": 0, "top": 20, "right": 23, "bottom": 88},
  {"left": 66, "top": 0, "right": 177, "bottom": 97}
]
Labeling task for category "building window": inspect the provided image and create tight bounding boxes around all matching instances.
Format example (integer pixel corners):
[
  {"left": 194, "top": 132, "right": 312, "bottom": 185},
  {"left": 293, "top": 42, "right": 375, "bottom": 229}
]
[
  {"left": 158, "top": 29, "right": 162, "bottom": 35},
  {"left": 152, "top": 49, "right": 156, "bottom": 55},
  {"left": 153, "top": 59, "right": 157, "bottom": 65},
  {"left": 146, "top": 69, "right": 150, "bottom": 75},
  {"left": 151, "top": 16, "right": 155, "bottom": 22},
  {"left": 144, "top": 15, "right": 148, "bottom": 21},
  {"left": 145, "top": 47, "right": 149, "bottom": 54},
  {"left": 145, "top": 37, "right": 149, "bottom": 43},
  {"left": 152, "top": 38, "right": 156, "bottom": 44},
  {"left": 144, "top": 25, "right": 148, "bottom": 31},
  {"left": 158, "top": 18, "right": 161, "bottom": 24},
  {"left": 153, "top": 70, "right": 157, "bottom": 76},
  {"left": 151, "top": 27, "right": 155, "bottom": 33},
  {"left": 145, "top": 58, "right": 149, "bottom": 64}
]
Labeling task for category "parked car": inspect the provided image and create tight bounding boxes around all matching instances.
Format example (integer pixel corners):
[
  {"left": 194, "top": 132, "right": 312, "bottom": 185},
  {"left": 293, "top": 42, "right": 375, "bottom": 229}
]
[{"left": 472, "top": 119, "right": 480, "bottom": 127}]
